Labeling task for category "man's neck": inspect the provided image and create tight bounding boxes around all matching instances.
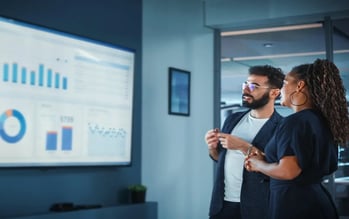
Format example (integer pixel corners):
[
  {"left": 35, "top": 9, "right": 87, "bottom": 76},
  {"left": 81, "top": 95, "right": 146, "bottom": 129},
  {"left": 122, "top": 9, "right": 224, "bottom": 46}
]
[{"left": 249, "top": 103, "right": 275, "bottom": 119}]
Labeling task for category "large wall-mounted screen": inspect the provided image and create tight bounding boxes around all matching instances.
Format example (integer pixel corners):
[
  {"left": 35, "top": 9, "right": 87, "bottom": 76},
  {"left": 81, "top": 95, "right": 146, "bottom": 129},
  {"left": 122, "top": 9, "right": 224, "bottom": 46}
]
[{"left": 0, "top": 16, "right": 134, "bottom": 167}]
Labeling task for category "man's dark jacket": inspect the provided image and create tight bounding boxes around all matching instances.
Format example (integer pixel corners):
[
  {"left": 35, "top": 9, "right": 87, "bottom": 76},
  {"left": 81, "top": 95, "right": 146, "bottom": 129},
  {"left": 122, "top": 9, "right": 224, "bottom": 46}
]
[{"left": 209, "top": 110, "right": 283, "bottom": 219}]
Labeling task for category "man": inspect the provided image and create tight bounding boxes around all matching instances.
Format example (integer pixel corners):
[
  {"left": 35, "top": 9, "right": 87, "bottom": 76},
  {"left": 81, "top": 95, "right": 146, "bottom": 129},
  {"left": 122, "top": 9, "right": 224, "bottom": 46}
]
[{"left": 205, "top": 65, "right": 284, "bottom": 219}]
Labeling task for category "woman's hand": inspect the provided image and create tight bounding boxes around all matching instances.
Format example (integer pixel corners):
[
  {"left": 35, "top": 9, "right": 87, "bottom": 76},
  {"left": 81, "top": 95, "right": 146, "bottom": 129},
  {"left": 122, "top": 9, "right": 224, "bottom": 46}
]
[{"left": 245, "top": 149, "right": 265, "bottom": 172}]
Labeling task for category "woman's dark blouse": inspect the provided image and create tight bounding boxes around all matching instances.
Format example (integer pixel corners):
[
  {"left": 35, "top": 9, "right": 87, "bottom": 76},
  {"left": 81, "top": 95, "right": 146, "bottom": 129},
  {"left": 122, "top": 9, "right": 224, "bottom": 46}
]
[
  {"left": 264, "top": 109, "right": 339, "bottom": 219},
  {"left": 265, "top": 109, "right": 338, "bottom": 185}
]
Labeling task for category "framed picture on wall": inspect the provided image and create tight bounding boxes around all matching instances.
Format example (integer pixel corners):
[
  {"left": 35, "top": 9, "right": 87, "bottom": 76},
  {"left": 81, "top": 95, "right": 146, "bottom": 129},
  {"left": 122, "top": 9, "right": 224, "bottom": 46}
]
[{"left": 168, "top": 67, "right": 190, "bottom": 116}]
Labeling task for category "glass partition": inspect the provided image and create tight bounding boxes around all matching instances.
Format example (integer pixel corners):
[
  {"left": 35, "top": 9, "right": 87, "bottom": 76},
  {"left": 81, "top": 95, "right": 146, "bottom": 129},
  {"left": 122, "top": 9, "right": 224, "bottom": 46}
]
[{"left": 221, "top": 18, "right": 349, "bottom": 217}]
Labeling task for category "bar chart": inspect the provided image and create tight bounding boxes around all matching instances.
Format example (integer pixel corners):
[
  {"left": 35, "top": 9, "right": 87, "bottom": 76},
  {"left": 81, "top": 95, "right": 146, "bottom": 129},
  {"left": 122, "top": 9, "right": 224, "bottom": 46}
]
[
  {"left": 2, "top": 62, "right": 68, "bottom": 90},
  {"left": 45, "top": 126, "right": 73, "bottom": 151}
]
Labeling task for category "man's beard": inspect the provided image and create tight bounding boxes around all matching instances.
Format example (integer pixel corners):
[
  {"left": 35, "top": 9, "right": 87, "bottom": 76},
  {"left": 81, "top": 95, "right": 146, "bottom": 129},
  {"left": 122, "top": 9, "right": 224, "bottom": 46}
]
[{"left": 242, "top": 91, "right": 270, "bottom": 109}]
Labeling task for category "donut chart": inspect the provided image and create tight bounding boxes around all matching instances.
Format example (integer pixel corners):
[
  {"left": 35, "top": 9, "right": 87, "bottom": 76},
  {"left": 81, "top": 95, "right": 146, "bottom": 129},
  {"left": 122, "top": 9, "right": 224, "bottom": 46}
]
[{"left": 0, "top": 109, "right": 26, "bottom": 143}]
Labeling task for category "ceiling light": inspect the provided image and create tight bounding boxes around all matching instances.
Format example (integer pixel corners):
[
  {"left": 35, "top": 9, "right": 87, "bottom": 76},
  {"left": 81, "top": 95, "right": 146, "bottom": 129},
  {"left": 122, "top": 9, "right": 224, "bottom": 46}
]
[
  {"left": 229, "top": 49, "right": 349, "bottom": 61},
  {"left": 221, "top": 23, "right": 323, "bottom": 36},
  {"left": 263, "top": 43, "right": 273, "bottom": 48},
  {"left": 221, "top": 57, "right": 232, "bottom": 62}
]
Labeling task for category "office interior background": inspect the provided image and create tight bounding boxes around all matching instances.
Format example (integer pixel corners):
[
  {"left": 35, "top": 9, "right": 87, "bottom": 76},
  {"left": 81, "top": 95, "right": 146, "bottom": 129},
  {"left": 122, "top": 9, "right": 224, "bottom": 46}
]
[{"left": 0, "top": 0, "right": 348, "bottom": 218}]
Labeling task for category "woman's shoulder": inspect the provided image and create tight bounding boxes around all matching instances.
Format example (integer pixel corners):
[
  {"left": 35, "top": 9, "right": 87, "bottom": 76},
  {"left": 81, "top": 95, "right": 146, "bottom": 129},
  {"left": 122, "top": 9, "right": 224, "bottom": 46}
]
[
  {"left": 281, "top": 109, "right": 319, "bottom": 128},
  {"left": 284, "top": 109, "right": 318, "bottom": 121}
]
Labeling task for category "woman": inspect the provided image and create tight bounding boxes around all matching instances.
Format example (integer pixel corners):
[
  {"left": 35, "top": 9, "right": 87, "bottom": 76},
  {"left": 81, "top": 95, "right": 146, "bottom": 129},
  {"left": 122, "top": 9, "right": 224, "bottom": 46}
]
[{"left": 245, "top": 59, "right": 349, "bottom": 219}]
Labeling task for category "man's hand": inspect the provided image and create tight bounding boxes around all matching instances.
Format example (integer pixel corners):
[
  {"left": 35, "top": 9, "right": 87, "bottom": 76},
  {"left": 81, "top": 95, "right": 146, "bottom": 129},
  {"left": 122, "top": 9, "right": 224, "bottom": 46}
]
[{"left": 205, "top": 128, "right": 219, "bottom": 150}]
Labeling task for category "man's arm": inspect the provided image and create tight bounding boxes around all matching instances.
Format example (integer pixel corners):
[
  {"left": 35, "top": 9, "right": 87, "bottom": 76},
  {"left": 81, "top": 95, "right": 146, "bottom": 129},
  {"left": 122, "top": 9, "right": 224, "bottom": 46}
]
[
  {"left": 205, "top": 128, "right": 220, "bottom": 161},
  {"left": 209, "top": 147, "right": 219, "bottom": 161}
]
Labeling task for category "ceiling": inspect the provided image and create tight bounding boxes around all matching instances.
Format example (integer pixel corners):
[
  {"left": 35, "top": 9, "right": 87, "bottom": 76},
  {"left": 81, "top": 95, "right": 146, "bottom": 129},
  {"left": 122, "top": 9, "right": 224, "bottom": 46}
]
[{"left": 220, "top": 18, "right": 349, "bottom": 106}]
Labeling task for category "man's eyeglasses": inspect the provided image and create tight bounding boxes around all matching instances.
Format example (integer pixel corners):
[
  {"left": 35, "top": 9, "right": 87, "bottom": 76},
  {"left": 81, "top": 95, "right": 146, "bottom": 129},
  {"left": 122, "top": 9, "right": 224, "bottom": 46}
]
[{"left": 242, "top": 81, "right": 270, "bottom": 92}]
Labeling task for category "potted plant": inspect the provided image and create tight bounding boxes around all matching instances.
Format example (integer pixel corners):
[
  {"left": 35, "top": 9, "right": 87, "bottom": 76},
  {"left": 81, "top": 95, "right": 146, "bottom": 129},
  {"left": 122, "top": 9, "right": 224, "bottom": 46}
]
[{"left": 128, "top": 184, "right": 147, "bottom": 203}]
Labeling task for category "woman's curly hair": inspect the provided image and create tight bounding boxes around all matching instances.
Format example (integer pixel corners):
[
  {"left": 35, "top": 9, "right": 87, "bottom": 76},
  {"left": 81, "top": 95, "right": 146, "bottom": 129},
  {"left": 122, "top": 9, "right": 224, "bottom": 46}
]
[{"left": 291, "top": 59, "right": 349, "bottom": 146}]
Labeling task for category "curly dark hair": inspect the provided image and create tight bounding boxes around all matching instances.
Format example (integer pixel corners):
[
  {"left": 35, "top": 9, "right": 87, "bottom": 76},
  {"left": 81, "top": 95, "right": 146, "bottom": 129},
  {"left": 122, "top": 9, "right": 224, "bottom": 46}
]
[
  {"left": 249, "top": 65, "right": 285, "bottom": 89},
  {"left": 291, "top": 59, "right": 349, "bottom": 146}
]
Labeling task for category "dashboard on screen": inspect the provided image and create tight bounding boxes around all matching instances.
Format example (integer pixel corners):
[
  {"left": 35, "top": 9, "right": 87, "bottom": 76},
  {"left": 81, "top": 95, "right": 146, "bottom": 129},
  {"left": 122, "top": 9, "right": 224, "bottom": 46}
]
[{"left": 0, "top": 16, "right": 135, "bottom": 167}]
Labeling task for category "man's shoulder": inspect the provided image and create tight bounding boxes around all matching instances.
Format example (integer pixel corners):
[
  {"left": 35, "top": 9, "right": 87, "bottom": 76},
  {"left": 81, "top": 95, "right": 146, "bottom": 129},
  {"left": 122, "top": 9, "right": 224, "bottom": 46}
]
[
  {"left": 225, "top": 110, "right": 248, "bottom": 120},
  {"left": 221, "top": 110, "right": 248, "bottom": 132}
]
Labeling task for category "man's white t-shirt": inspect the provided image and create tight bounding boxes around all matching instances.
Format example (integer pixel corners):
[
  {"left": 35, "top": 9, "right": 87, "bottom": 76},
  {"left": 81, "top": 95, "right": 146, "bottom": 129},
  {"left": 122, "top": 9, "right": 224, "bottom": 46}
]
[{"left": 224, "top": 112, "right": 269, "bottom": 202}]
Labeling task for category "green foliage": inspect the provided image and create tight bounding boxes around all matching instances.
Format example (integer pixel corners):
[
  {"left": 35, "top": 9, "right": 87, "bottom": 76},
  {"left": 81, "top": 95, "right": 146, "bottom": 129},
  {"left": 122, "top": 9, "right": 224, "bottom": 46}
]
[{"left": 128, "top": 184, "right": 147, "bottom": 192}]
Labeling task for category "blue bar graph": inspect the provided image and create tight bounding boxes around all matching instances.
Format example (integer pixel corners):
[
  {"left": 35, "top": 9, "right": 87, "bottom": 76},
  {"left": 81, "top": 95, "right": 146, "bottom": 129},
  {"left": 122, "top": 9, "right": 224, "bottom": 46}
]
[
  {"left": 62, "top": 126, "right": 72, "bottom": 151},
  {"left": 1, "top": 62, "right": 68, "bottom": 90},
  {"left": 39, "top": 64, "right": 44, "bottom": 86},
  {"left": 55, "top": 73, "right": 60, "bottom": 89},
  {"left": 62, "top": 77, "right": 67, "bottom": 90},
  {"left": 45, "top": 126, "right": 73, "bottom": 151},
  {"left": 30, "top": 71, "right": 36, "bottom": 85},
  {"left": 46, "top": 131, "right": 58, "bottom": 151},
  {"left": 21, "top": 68, "right": 26, "bottom": 84},
  {"left": 47, "top": 69, "right": 52, "bottom": 87},
  {"left": 3, "top": 63, "right": 9, "bottom": 82},
  {"left": 12, "top": 63, "right": 18, "bottom": 83}
]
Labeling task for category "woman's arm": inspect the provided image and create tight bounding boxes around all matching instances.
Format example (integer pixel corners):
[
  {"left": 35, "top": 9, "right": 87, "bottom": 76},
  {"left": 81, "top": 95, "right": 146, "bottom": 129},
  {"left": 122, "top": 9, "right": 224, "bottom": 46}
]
[{"left": 245, "top": 155, "right": 302, "bottom": 180}]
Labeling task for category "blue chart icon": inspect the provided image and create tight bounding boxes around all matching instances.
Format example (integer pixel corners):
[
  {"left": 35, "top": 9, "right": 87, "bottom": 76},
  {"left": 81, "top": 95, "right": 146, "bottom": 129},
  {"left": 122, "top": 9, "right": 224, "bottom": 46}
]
[{"left": 0, "top": 109, "right": 26, "bottom": 143}]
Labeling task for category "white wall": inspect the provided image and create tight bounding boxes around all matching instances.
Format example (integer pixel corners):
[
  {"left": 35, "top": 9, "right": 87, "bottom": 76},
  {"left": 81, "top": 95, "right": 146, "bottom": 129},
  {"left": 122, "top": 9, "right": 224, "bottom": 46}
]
[{"left": 142, "top": 0, "right": 214, "bottom": 218}]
